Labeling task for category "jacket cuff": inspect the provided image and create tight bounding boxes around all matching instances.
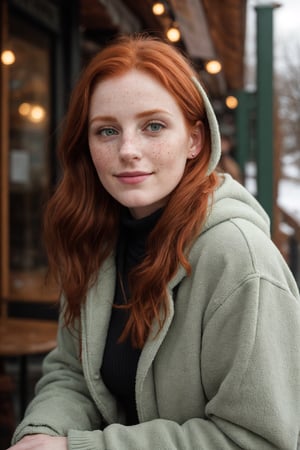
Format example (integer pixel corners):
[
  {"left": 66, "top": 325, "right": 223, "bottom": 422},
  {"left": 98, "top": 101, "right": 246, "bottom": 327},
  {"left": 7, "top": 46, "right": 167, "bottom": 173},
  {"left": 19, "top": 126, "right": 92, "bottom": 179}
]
[
  {"left": 68, "top": 429, "right": 105, "bottom": 450},
  {"left": 12, "top": 425, "right": 58, "bottom": 444}
]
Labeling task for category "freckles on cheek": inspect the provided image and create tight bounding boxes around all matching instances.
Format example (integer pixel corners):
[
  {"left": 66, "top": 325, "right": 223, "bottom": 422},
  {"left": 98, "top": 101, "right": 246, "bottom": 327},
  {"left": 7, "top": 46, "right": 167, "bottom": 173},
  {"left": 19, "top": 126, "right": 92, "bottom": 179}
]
[
  {"left": 153, "top": 141, "right": 180, "bottom": 170},
  {"left": 152, "top": 142, "right": 167, "bottom": 162},
  {"left": 90, "top": 145, "right": 112, "bottom": 167}
]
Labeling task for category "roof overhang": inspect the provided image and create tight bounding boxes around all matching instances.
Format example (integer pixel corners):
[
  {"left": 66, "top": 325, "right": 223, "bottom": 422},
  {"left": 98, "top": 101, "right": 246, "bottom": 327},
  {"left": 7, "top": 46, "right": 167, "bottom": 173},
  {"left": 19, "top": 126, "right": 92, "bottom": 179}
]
[{"left": 80, "top": 0, "right": 247, "bottom": 96}]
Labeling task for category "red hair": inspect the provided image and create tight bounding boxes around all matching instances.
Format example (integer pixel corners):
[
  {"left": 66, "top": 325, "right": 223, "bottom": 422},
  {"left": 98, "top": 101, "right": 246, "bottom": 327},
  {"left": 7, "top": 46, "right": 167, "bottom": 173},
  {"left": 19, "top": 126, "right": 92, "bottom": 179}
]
[{"left": 44, "top": 35, "right": 218, "bottom": 347}]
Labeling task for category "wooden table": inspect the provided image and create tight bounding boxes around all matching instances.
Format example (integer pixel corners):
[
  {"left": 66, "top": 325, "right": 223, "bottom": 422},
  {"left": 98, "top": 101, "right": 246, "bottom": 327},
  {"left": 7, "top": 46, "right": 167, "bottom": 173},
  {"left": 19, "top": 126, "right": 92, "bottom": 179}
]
[{"left": 0, "top": 318, "right": 58, "bottom": 415}]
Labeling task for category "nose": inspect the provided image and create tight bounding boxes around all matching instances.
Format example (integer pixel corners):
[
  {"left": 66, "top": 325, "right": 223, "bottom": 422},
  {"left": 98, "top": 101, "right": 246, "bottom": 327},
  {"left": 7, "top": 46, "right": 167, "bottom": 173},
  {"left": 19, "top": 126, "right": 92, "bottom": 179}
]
[{"left": 119, "top": 134, "right": 142, "bottom": 161}]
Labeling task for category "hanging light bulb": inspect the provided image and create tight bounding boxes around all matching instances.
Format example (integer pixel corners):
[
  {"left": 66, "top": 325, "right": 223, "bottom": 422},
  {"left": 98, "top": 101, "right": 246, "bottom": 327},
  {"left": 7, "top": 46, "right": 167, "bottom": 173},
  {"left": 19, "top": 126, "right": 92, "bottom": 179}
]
[
  {"left": 152, "top": 2, "right": 165, "bottom": 15},
  {"left": 166, "top": 24, "right": 181, "bottom": 43},
  {"left": 205, "top": 59, "right": 222, "bottom": 75}
]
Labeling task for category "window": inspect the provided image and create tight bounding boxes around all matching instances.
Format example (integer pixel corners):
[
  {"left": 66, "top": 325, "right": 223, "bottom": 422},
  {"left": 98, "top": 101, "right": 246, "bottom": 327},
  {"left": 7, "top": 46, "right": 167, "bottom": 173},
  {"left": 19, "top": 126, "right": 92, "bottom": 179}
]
[{"left": 1, "top": 11, "right": 58, "bottom": 302}]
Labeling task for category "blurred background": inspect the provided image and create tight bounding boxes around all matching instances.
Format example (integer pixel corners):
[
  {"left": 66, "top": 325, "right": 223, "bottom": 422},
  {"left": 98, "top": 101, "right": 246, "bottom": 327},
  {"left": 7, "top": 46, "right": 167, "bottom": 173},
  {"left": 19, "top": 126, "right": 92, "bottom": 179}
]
[{"left": 0, "top": 0, "right": 299, "bottom": 447}]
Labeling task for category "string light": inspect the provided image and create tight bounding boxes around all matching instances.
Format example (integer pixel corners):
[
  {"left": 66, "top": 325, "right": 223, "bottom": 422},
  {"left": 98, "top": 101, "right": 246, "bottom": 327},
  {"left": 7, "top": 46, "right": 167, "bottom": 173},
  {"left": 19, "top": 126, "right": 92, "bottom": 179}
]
[
  {"left": 205, "top": 59, "right": 222, "bottom": 75},
  {"left": 152, "top": 2, "right": 165, "bottom": 15},
  {"left": 166, "top": 25, "right": 181, "bottom": 42},
  {"left": 30, "top": 105, "right": 46, "bottom": 123},
  {"left": 18, "top": 103, "right": 31, "bottom": 116},
  {"left": 225, "top": 95, "right": 239, "bottom": 109},
  {"left": 1, "top": 50, "right": 16, "bottom": 65},
  {"left": 18, "top": 102, "right": 46, "bottom": 123}
]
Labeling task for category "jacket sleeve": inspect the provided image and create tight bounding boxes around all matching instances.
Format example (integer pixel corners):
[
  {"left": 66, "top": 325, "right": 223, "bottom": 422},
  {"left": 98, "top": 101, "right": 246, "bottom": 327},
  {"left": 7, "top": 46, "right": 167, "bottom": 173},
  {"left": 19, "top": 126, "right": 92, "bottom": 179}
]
[
  {"left": 66, "top": 276, "right": 300, "bottom": 450},
  {"left": 12, "top": 310, "right": 104, "bottom": 443}
]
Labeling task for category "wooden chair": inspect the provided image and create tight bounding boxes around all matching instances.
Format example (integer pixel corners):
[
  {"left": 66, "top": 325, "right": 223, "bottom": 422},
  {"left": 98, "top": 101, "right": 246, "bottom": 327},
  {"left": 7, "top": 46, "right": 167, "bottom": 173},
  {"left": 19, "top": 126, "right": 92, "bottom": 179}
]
[{"left": 0, "top": 270, "right": 59, "bottom": 417}]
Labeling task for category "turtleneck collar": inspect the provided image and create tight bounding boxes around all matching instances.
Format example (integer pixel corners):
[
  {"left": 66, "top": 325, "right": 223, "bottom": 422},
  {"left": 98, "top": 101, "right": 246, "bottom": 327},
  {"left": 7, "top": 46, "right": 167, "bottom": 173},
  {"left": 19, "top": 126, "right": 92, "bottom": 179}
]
[
  {"left": 120, "top": 207, "right": 164, "bottom": 235},
  {"left": 117, "top": 207, "right": 164, "bottom": 279}
]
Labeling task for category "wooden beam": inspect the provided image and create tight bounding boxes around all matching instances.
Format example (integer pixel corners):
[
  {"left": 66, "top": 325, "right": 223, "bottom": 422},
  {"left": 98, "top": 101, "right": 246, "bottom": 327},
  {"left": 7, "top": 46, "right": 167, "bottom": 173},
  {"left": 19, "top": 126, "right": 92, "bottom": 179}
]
[
  {"left": 0, "top": 0, "right": 10, "bottom": 302},
  {"left": 170, "top": 0, "right": 216, "bottom": 60},
  {"left": 202, "top": 0, "right": 246, "bottom": 90},
  {"left": 98, "top": 0, "right": 141, "bottom": 33}
]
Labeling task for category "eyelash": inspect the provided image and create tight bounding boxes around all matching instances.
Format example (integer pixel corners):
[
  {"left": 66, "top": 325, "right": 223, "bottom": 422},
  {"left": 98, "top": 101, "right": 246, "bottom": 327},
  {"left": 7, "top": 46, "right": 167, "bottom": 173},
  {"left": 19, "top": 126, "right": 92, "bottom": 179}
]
[
  {"left": 94, "top": 120, "right": 166, "bottom": 137},
  {"left": 97, "top": 127, "right": 118, "bottom": 137},
  {"left": 145, "top": 121, "right": 165, "bottom": 133}
]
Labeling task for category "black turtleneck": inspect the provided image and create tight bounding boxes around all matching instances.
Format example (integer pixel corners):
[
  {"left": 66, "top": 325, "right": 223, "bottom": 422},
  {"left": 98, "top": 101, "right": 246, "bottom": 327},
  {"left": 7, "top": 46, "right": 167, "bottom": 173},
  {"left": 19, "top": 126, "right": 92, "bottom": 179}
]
[{"left": 100, "top": 208, "right": 163, "bottom": 425}]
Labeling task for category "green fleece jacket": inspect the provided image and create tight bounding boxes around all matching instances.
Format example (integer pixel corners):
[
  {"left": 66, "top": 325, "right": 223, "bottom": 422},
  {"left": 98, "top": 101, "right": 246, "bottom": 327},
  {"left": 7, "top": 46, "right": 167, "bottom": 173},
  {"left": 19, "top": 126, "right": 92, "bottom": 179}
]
[{"left": 12, "top": 175, "right": 300, "bottom": 449}]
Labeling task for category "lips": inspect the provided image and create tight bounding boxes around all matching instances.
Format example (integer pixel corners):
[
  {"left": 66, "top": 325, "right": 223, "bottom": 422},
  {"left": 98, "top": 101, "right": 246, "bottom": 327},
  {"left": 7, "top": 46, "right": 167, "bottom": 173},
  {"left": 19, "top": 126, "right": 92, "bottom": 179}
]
[{"left": 115, "top": 171, "right": 152, "bottom": 185}]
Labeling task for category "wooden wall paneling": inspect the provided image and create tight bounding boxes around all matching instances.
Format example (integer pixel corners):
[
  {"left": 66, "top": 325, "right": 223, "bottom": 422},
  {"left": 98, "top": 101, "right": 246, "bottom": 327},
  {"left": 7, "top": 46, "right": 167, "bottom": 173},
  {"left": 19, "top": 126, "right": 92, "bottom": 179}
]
[{"left": 0, "top": 0, "right": 10, "bottom": 306}]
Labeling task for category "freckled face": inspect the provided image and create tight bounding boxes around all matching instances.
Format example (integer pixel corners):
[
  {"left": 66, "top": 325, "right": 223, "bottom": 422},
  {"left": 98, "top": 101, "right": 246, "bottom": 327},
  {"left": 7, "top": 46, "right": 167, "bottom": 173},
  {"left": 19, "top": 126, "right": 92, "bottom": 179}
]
[{"left": 88, "top": 70, "right": 201, "bottom": 219}]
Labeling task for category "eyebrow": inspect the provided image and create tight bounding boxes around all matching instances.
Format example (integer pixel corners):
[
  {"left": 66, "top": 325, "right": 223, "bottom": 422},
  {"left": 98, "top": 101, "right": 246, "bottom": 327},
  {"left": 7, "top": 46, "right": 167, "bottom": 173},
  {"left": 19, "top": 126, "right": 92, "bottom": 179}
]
[
  {"left": 89, "top": 109, "right": 171, "bottom": 125},
  {"left": 89, "top": 115, "right": 116, "bottom": 125},
  {"left": 136, "top": 109, "right": 171, "bottom": 119}
]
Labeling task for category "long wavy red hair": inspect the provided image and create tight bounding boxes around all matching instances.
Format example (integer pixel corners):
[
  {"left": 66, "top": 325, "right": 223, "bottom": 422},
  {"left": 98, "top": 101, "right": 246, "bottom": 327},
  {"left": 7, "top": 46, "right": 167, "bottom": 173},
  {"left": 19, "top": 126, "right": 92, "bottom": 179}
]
[{"left": 44, "top": 35, "right": 218, "bottom": 347}]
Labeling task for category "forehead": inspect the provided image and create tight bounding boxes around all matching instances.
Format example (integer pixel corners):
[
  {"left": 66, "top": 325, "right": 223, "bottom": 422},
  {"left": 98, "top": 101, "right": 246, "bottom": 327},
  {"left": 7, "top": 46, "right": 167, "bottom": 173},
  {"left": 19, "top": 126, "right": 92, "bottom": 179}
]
[{"left": 89, "top": 69, "right": 182, "bottom": 116}]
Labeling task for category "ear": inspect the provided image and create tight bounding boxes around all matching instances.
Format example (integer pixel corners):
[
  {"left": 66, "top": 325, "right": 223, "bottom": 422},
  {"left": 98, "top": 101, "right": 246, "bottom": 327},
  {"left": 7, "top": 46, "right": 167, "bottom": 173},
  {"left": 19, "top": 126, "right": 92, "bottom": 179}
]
[{"left": 187, "top": 120, "right": 204, "bottom": 159}]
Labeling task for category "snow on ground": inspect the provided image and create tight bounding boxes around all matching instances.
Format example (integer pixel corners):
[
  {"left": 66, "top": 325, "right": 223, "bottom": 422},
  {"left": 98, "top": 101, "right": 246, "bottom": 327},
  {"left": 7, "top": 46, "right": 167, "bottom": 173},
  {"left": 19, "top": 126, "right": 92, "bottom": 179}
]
[
  {"left": 245, "top": 161, "right": 300, "bottom": 224},
  {"left": 278, "top": 157, "right": 300, "bottom": 223},
  {"left": 278, "top": 178, "right": 300, "bottom": 223}
]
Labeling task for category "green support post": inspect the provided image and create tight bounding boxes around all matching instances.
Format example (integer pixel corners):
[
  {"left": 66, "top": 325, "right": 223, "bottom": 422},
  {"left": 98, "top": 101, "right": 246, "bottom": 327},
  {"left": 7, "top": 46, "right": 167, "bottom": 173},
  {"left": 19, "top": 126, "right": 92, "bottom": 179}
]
[
  {"left": 236, "top": 90, "right": 250, "bottom": 175},
  {"left": 255, "top": 4, "right": 278, "bottom": 226},
  {"left": 235, "top": 90, "right": 256, "bottom": 176}
]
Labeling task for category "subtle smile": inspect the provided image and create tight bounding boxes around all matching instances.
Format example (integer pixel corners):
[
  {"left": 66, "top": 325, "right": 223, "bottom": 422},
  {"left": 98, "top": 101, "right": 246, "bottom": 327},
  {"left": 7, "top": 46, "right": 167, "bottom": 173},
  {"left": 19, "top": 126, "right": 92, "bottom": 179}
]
[{"left": 115, "top": 171, "right": 152, "bottom": 185}]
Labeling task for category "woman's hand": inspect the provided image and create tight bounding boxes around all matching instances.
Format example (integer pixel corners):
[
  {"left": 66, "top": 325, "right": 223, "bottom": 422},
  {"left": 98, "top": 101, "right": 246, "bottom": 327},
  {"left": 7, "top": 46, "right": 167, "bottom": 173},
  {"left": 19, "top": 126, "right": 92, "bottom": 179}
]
[{"left": 7, "top": 434, "right": 68, "bottom": 450}]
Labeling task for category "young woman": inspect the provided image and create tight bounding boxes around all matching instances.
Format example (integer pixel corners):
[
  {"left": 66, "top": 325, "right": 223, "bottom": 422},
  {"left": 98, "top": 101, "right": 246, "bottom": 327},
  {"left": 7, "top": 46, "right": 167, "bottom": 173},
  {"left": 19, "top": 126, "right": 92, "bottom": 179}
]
[{"left": 9, "top": 35, "right": 300, "bottom": 450}]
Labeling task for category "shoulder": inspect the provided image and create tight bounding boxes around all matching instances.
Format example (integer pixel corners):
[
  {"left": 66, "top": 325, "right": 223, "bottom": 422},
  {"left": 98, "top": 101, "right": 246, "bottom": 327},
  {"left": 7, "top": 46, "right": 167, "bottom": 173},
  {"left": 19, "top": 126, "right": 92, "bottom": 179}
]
[{"left": 189, "top": 217, "right": 299, "bottom": 300}]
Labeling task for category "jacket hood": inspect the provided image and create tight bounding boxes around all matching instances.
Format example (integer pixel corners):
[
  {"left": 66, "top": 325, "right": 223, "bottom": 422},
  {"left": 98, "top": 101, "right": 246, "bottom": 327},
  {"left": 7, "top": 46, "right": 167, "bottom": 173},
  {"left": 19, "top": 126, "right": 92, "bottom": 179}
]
[
  {"left": 192, "top": 77, "right": 221, "bottom": 175},
  {"left": 204, "top": 174, "right": 271, "bottom": 237},
  {"left": 191, "top": 80, "right": 270, "bottom": 237}
]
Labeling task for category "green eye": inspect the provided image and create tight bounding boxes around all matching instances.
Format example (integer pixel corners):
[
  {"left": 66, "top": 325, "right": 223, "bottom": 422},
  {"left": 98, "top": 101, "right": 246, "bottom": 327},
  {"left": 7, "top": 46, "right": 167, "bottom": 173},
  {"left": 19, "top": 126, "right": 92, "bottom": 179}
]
[
  {"left": 147, "top": 122, "right": 164, "bottom": 132},
  {"left": 100, "top": 128, "right": 118, "bottom": 136}
]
